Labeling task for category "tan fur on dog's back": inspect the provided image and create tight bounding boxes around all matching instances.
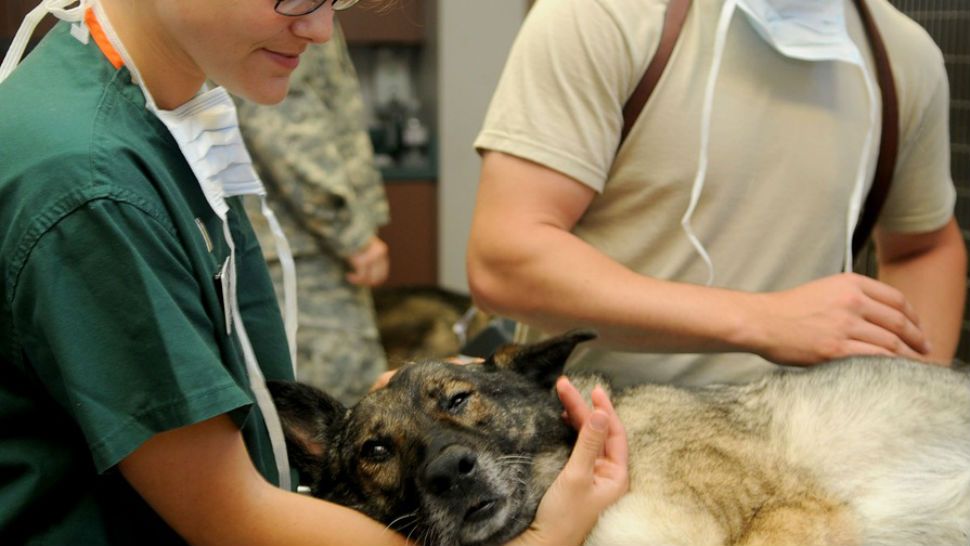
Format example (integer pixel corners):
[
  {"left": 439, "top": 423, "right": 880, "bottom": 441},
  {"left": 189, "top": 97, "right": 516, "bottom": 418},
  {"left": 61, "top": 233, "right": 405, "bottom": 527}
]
[{"left": 582, "top": 357, "right": 970, "bottom": 546}]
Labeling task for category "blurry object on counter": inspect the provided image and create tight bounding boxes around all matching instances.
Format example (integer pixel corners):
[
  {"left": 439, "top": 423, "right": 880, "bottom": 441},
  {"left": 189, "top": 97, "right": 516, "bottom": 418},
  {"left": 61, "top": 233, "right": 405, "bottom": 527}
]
[
  {"left": 399, "top": 113, "right": 430, "bottom": 168},
  {"left": 370, "top": 47, "right": 430, "bottom": 170},
  {"left": 373, "top": 285, "right": 491, "bottom": 367}
]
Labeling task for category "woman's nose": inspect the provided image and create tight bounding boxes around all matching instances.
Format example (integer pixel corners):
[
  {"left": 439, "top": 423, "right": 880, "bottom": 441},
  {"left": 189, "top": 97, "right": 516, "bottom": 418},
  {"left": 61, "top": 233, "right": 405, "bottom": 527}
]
[{"left": 290, "top": 4, "right": 334, "bottom": 43}]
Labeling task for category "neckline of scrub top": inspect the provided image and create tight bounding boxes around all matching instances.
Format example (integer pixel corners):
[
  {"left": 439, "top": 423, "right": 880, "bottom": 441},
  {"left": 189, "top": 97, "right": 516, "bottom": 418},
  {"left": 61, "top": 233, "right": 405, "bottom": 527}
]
[{"left": 85, "top": 8, "right": 123, "bottom": 70}]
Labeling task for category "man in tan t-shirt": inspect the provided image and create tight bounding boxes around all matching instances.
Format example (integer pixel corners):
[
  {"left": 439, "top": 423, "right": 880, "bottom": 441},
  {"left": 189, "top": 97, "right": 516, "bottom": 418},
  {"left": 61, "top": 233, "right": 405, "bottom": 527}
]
[{"left": 469, "top": 0, "right": 966, "bottom": 388}]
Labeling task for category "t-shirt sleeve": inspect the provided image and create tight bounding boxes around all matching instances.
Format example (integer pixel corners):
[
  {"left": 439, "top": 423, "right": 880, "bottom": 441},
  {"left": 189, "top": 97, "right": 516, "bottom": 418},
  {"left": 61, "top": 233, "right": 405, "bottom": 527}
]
[
  {"left": 474, "top": 0, "right": 664, "bottom": 191},
  {"left": 11, "top": 197, "right": 252, "bottom": 473},
  {"left": 877, "top": 32, "right": 956, "bottom": 234}
]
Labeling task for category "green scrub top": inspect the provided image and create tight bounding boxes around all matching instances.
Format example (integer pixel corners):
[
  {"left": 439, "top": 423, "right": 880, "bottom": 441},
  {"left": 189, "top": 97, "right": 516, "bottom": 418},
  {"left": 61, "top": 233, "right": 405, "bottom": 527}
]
[{"left": 0, "top": 22, "right": 295, "bottom": 544}]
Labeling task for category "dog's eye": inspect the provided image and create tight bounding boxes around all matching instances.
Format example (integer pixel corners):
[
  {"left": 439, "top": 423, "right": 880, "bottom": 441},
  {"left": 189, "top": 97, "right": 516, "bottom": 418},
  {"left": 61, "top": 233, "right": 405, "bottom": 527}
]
[
  {"left": 446, "top": 391, "right": 471, "bottom": 413},
  {"left": 360, "top": 440, "right": 393, "bottom": 462}
]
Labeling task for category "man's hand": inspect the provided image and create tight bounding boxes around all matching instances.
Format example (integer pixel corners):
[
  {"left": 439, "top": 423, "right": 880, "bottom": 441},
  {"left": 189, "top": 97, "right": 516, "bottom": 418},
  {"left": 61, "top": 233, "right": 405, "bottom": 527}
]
[
  {"left": 346, "top": 236, "right": 389, "bottom": 287},
  {"left": 748, "top": 272, "right": 931, "bottom": 365}
]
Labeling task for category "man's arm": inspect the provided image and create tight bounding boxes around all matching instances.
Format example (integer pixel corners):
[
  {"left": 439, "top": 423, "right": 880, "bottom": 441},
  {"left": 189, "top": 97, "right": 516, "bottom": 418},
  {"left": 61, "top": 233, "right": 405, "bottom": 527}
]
[
  {"left": 874, "top": 217, "right": 966, "bottom": 363},
  {"left": 467, "top": 151, "right": 930, "bottom": 365}
]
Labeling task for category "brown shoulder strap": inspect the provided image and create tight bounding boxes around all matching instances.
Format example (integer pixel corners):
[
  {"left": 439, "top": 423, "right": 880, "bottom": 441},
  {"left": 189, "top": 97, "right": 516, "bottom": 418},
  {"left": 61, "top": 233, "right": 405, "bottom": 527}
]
[
  {"left": 619, "top": 0, "right": 692, "bottom": 146},
  {"left": 852, "top": 0, "right": 899, "bottom": 256},
  {"left": 619, "top": 0, "right": 898, "bottom": 258}
]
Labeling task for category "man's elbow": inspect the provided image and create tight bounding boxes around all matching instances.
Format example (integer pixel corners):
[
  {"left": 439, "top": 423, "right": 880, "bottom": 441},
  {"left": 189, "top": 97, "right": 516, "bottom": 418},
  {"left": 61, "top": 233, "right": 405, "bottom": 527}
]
[{"left": 467, "top": 251, "right": 512, "bottom": 317}]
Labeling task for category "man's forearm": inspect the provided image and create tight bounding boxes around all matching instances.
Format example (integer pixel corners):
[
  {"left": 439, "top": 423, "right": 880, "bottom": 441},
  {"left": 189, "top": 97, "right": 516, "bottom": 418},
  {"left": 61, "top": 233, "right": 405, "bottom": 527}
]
[
  {"left": 468, "top": 223, "right": 761, "bottom": 354},
  {"left": 877, "top": 219, "right": 967, "bottom": 362},
  {"left": 469, "top": 223, "right": 931, "bottom": 365}
]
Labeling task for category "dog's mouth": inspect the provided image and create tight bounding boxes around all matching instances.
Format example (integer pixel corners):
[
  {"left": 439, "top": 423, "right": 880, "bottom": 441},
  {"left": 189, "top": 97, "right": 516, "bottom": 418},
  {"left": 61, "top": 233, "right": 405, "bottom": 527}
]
[
  {"left": 455, "top": 494, "right": 518, "bottom": 545},
  {"left": 464, "top": 498, "right": 500, "bottom": 523}
]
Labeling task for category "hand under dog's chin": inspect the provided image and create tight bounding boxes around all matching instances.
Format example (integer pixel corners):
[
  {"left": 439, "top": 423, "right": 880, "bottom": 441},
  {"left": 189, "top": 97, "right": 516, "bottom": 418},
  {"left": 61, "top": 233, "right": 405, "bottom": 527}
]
[{"left": 455, "top": 449, "right": 565, "bottom": 546}]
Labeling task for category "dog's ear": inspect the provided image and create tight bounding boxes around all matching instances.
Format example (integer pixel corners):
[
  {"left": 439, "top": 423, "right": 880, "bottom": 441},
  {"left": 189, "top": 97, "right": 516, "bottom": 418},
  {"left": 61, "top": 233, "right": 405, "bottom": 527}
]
[
  {"left": 267, "top": 380, "right": 348, "bottom": 489},
  {"left": 484, "top": 329, "right": 597, "bottom": 388}
]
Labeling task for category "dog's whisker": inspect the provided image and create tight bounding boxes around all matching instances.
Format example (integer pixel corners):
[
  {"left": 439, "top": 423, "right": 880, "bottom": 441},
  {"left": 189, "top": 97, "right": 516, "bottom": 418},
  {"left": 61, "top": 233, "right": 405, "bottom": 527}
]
[
  {"left": 419, "top": 526, "right": 437, "bottom": 546},
  {"left": 497, "top": 454, "right": 533, "bottom": 463},
  {"left": 405, "top": 521, "right": 429, "bottom": 545},
  {"left": 386, "top": 511, "right": 419, "bottom": 532}
]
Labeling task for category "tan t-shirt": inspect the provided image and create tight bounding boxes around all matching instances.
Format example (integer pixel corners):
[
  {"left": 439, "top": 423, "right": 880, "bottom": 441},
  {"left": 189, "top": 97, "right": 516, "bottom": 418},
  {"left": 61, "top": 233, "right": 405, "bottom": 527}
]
[{"left": 475, "top": 0, "right": 955, "bottom": 388}]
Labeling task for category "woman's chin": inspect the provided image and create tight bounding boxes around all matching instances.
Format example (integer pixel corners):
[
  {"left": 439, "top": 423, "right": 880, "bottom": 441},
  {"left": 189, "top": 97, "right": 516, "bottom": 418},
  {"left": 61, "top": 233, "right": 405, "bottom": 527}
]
[{"left": 235, "top": 78, "right": 291, "bottom": 106}]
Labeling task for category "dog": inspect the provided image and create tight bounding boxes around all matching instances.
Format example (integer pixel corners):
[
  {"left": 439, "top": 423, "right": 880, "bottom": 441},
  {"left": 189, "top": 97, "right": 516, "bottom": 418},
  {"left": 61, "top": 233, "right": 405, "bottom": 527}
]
[
  {"left": 268, "top": 330, "right": 970, "bottom": 546},
  {"left": 372, "top": 285, "right": 491, "bottom": 367}
]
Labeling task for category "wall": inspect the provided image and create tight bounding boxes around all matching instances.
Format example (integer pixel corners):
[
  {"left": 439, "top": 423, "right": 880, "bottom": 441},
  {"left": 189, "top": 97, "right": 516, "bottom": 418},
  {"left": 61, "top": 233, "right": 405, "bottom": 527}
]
[
  {"left": 1, "top": 1, "right": 55, "bottom": 58},
  {"left": 436, "top": 1, "right": 528, "bottom": 292}
]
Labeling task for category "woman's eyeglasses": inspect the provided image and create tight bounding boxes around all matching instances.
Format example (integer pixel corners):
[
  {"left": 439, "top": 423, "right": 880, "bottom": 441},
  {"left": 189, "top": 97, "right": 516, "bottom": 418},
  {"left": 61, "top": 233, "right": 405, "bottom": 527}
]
[{"left": 275, "top": 0, "right": 360, "bottom": 17}]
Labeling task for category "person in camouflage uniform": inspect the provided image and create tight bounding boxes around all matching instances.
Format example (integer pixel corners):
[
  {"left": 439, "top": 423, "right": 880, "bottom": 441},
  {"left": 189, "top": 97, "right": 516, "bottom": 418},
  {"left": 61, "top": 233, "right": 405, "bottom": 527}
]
[{"left": 236, "top": 23, "right": 390, "bottom": 406}]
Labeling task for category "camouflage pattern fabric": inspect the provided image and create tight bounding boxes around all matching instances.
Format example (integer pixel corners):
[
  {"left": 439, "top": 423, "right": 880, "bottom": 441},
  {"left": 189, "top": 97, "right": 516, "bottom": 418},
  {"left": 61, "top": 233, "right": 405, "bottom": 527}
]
[
  {"left": 265, "top": 257, "right": 386, "bottom": 406},
  {"left": 236, "top": 24, "right": 389, "bottom": 405}
]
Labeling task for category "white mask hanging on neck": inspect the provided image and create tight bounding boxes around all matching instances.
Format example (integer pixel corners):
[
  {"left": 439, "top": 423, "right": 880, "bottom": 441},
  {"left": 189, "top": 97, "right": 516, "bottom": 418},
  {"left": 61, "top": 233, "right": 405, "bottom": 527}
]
[
  {"left": 1, "top": 0, "right": 298, "bottom": 491},
  {"left": 685, "top": 0, "right": 879, "bottom": 285}
]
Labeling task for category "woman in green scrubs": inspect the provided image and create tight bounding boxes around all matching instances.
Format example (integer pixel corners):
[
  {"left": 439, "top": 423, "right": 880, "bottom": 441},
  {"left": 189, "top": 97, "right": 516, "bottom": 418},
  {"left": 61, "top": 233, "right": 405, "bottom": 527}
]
[{"left": 0, "top": 0, "right": 627, "bottom": 544}]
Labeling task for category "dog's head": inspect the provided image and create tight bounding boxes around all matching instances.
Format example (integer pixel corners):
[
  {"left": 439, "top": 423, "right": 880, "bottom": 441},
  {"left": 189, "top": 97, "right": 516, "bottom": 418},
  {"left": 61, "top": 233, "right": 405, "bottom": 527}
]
[{"left": 268, "top": 330, "right": 596, "bottom": 546}]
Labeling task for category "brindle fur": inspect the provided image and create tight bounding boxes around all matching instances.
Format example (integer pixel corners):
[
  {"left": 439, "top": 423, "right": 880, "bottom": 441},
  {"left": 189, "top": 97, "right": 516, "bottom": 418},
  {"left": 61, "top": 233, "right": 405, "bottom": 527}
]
[
  {"left": 373, "top": 285, "right": 490, "bottom": 368},
  {"left": 269, "top": 331, "right": 970, "bottom": 546}
]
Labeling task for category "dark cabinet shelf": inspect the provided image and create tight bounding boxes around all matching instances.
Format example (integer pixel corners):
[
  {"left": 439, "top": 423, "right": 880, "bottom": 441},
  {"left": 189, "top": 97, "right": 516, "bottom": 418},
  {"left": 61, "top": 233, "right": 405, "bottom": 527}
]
[
  {"left": 339, "top": 0, "right": 426, "bottom": 45},
  {"left": 378, "top": 179, "right": 438, "bottom": 287}
]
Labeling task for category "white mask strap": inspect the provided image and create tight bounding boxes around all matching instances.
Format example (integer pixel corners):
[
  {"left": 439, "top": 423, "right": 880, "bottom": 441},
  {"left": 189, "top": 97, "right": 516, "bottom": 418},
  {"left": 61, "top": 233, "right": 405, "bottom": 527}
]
[
  {"left": 843, "top": 59, "right": 880, "bottom": 270},
  {"left": 223, "top": 222, "right": 292, "bottom": 491},
  {"left": 0, "top": 0, "right": 92, "bottom": 84},
  {"left": 683, "top": 0, "right": 737, "bottom": 286},
  {"left": 261, "top": 196, "right": 299, "bottom": 375}
]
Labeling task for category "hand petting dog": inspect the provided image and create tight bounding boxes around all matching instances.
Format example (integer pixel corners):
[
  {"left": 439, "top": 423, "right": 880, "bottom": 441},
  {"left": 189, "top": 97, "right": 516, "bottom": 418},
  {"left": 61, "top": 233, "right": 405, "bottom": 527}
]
[{"left": 511, "top": 378, "right": 629, "bottom": 546}]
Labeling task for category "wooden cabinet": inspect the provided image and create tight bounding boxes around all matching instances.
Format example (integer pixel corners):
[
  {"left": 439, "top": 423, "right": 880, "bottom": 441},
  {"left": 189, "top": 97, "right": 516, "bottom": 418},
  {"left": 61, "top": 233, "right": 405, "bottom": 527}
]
[
  {"left": 2, "top": 1, "right": 31, "bottom": 37},
  {"left": 378, "top": 179, "right": 438, "bottom": 287},
  {"left": 339, "top": 0, "right": 426, "bottom": 44},
  {"left": 343, "top": 0, "right": 437, "bottom": 287}
]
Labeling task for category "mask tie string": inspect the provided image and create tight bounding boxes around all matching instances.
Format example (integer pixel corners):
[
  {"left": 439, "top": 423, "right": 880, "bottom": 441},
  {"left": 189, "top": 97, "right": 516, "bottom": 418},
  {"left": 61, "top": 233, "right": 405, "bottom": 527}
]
[
  {"left": 842, "top": 55, "right": 880, "bottom": 271},
  {"left": 260, "top": 196, "right": 299, "bottom": 375},
  {"left": 222, "top": 222, "right": 293, "bottom": 492},
  {"left": 0, "top": 0, "right": 92, "bottom": 84},
  {"left": 683, "top": 0, "right": 738, "bottom": 287}
]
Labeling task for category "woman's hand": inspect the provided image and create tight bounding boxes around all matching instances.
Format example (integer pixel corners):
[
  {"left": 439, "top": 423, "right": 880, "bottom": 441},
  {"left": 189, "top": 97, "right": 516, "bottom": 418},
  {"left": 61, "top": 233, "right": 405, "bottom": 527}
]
[
  {"left": 509, "top": 377, "right": 629, "bottom": 546},
  {"left": 346, "top": 236, "right": 389, "bottom": 287}
]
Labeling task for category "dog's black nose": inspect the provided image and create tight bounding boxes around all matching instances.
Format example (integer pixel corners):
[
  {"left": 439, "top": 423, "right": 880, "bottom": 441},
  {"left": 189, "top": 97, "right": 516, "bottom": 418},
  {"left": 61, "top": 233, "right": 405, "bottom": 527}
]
[{"left": 424, "top": 445, "right": 478, "bottom": 496}]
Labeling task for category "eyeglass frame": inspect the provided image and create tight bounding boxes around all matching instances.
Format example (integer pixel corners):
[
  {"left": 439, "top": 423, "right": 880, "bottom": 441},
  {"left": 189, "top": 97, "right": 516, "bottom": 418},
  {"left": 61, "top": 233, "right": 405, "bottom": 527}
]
[{"left": 274, "top": 0, "right": 360, "bottom": 17}]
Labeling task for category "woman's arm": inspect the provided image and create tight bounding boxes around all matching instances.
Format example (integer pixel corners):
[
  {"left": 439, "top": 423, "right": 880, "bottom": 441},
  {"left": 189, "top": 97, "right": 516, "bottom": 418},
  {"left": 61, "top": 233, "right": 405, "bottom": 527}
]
[
  {"left": 120, "top": 381, "right": 628, "bottom": 546},
  {"left": 120, "top": 414, "right": 412, "bottom": 546}
]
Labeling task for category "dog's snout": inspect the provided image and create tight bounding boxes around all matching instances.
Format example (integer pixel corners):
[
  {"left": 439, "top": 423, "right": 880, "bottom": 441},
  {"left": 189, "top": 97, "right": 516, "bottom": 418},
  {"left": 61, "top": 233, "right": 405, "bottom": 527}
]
[{"left": 424, "top": 445, "right": 478, "bottom": 496}]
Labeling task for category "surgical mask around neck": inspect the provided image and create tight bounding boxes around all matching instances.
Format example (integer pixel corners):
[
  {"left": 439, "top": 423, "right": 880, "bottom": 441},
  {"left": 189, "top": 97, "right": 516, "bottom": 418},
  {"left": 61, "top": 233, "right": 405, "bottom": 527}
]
[
  {"left": 153, "top": 86, "right": 299, "bottom": 368},
  {"left": 96, "top": 3, "right": 298, "bottom": 490},
  {"left": 1, "top": 0, "right": 297, "bottom": 491},
  {"left": 684, "top": 0, "right": 879, "bottom": 284},
  {"left": 737, "top": 0, "right": 864, "bottom": 64}
]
